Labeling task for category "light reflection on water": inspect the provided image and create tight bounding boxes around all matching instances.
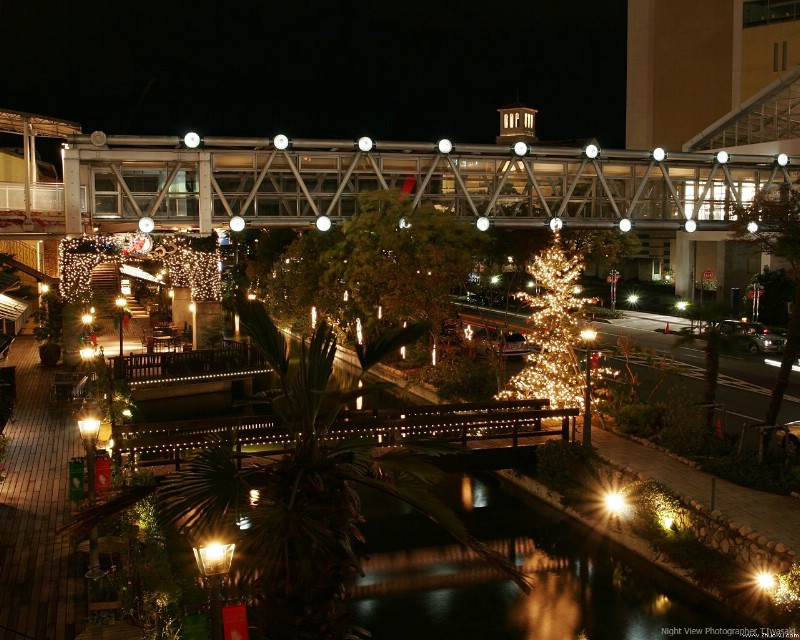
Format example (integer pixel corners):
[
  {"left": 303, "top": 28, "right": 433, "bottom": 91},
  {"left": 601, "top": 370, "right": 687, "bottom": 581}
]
[{"left": 351, "top": 475, "right": 747, "bottom": 640}]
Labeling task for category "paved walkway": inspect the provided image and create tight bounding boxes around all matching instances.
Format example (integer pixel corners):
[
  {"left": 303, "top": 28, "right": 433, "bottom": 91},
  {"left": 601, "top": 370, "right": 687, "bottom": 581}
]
[{"left": 0, "top": 310, "right": 798, "bottom": 639}]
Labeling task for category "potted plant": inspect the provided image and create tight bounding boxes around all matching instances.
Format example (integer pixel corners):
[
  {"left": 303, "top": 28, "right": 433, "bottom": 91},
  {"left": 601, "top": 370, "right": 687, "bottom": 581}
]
[{"left": 32, "top": 289, "right": 63, "bottom": 366}]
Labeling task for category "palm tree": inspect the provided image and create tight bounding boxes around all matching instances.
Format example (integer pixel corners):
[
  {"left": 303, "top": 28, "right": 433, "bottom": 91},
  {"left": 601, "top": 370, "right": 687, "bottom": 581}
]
[{"left": 62, "top": 302, "right": 528, "bottom": 639}]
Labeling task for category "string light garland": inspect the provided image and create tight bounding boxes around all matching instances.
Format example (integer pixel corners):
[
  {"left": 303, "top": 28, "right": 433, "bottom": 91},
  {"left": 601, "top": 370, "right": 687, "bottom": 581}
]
[
  {"left": 497, "top": 238, "right": 586, "bottom": 408},
  {"left": 59, "top": 234, "right": 222, "bottom": 303}
]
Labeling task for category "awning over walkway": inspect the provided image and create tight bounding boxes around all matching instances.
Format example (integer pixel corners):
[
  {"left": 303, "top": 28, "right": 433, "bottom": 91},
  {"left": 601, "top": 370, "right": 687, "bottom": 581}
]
[
  {"left": 120, "top": 263, "right": 160, "bottom": 284},
  {"left": 0, "top": 293, "right": 30, "bottom": 335},
  {"left": 684, "top": 65, "right": 800, "bottom": 151}
]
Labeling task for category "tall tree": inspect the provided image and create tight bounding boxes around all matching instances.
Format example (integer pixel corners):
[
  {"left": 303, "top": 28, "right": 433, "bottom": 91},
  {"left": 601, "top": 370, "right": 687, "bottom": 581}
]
[
  {"left": 732, "top": 189, "right": 800, "bottom": 424},
  {"left": 498, "top": 237, "right": 586, "bottom": 408},
  {"left": 324, "top": 190, "right": 483, "bottom": 335}
]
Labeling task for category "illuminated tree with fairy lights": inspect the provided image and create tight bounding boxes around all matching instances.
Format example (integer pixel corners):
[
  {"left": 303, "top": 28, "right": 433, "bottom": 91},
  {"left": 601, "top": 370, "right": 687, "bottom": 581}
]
[{"left": 498, "top": 237, "right": 585, "bottom": 408}]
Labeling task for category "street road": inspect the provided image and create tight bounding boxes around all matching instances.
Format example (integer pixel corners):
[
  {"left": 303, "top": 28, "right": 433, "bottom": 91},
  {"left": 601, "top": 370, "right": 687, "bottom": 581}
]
[{"left": 456, "top": 301, "right": 800, "bottom": 436}]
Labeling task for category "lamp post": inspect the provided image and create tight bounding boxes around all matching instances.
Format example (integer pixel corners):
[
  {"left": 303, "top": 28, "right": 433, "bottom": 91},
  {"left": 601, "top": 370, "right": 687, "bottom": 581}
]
[
  {"left": 75, "top": 399, "right": 105, "bottom": 581},
  {"left": 193, "top": 541, "right": 235, "bottom": 640},
  {"left": 115, "top": 296, "right": 127, "bottom": 357},
  {"left": 580, "top": 327, "right": 597, "bottom": 448}
]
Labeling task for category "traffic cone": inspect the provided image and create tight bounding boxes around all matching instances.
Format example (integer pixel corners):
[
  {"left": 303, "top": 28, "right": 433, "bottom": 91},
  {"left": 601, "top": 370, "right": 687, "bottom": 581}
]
[{"left": 665, "top": 322, "right": 670, "bottom": 334}]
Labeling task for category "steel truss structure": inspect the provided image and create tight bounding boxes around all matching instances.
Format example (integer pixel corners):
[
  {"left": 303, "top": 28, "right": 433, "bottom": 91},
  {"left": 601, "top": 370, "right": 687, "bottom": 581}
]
[{"left": 62, "top": 134, "right": 800, "bottom": 234}]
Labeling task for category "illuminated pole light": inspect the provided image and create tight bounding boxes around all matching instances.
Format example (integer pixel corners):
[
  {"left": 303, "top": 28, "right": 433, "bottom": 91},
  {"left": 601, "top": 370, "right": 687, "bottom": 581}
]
[
  {"left": 747, "top": 221, "right": 759, "bottom": 234},
  {"left": 356, "top": 318, "right": 363, "bottom": 345},
  {"left": 356, "top": 380, "right": 363, "bottom": 411},
  {"left": 357, "top": 136, "right": 373, "bottom": 152},
  {"left": 189, "top": 302, "right": 196, "bottom": 313},
  {"left": 273, "top": 134, "right": 289, "bottom": 150},
  {"left": 343, "top": 290, "right": 349, "bottom": 302},
  {"left": 115, "top": 296, "right": 127, "bottom": 357},
  {"left": 168, "top": 288, "right": 175, "bottom": 299},
  {"left": 315, "top": 215, "right": 332, "bottom": 231},
  {"left": 183, "top": 132, "right": 201, "bottom": 148},
  {"left": 138, "top": 216, "right": 155, "bottom": 233},
  {"left": 619, "top": 218, "right": 632, "bottom": 233},
  {"left": 652, "top": 147, "right": 666, "bottom": 162},
  {"left": 627, "top": 294, "right": 640, "bottom": 305},
  {"left": 777, "top": 153, "right": 790, "bottom": 167},
  {"left": 229, "top": 215, "right": 246, "bottom": 232},
  {"left": 311, "top": 306, "right": 317, "bottom": 330},
  {"left": 432, "top": 342, "right": 437, "bottom": 366},
  {"left": 715, "top": 150, "right": 729, "bottom": 164},
  {"left": 581, "top": 327, "right": 597, "bottom": 447},
  {"left": 584, "top": 144, "right": 599, "bottom": 159},
  {"left": 476, "top": 216, "right": 491, "bottom": 232},
  {"left": 513, "top": 141, "right": 528, "bottom": 156},
  {"left": 400, "top": 345, "right": 406, "bottom": 359},
  {"left": 437, "top": 138, "right": 453, "bottom": 154},
  {"left": 684, "top": 219, "right": 697, "bottom": 233},
  {"left": 549, "top": 217, "right": 563, "bottom": 232},
  {"left": 377, "top": 305, "right": 382, "bottom": 320}
]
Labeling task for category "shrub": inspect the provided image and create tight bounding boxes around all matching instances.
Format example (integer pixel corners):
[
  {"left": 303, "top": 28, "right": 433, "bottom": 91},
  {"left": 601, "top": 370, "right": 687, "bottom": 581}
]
[
  {"left": 614, "top": 403, "right": 666, "bottom": 438},
  {"left": 702, "top": 449, "right": 800, "bottom": 495},
  {"left": 535, "top": 440, "right": 601, "bottom": 497},
  {"left": 437, "top": 359, "right": 498, "bottom": 402}
]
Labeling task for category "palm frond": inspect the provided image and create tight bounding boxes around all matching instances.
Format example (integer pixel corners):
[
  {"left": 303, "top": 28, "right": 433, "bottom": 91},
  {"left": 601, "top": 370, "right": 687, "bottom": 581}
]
[
  {"left": 238, "top": 301, "right": 290, "bottom": 377},
  {"left": 157, "top": 440, "right": 250, "bottom": 536},
  {"left": 355, "top": 320, "right": 431, "bottom": 373}
]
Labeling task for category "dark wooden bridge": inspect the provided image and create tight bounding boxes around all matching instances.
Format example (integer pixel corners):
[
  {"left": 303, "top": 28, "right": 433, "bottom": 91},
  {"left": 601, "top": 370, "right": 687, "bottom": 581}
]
[{"left": 115, "top": 399, "right": 580, "bottom": 473}]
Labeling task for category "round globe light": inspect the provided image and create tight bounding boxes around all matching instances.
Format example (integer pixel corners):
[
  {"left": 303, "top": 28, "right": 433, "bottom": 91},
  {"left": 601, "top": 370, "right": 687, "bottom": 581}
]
[
  {"left": 777, "top": 153, "right": 790, "bottom": 167},
  {"left": 549, "top": 217, "right": 563, "bottom": 232},
  {"left": 184, "top": 132, "right": 201, "bottom": 149},
  {"left": 584, "top": 144, "right": 599, "bottom": 159},
  {"left": 273, "top": 134, "right": 289, "bottom": 150},
  {"left": 437, "top": 139, "right": 453, "bottom": 154},
  {"left": 316, "top": 215, "right": 332, "bottom": 231},
  {"left": 652, "top": 147, "right": 666, "bottom": 162},
  {"left": 513, "top": 141, "right": 528, "bottom": 156},
  {"left": 476, "top": 216, "right": 490, "bottom": 232},
  {"left": 684, "top": 219, "right": 697, "bottom": 233},
  {"left": 747, "top": 221, "right": 759, "bottom": 234},
  {"left": 138, "top": 216, "right": 155, "bottom": 233},
  {"left": 715, "top": 150, "right": 729, "bottom": 164},
  {"left": 619, "top": 218, "right": 632, "bottom": 233},
  {"left": 229, "top": 216, "right": 245, "bottom": 232},
  {"left": 357, "top": 136, "right": 373, "bottom": 152}
]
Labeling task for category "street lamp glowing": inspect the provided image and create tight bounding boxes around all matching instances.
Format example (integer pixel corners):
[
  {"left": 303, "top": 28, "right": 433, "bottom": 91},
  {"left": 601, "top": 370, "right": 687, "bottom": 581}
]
[
  {"left": 357, "top": 136, "right": 373, "bottom": 152},
  {"left": 75, "top": 399, "right": 101, "bottom": 443},
  {"left": 184, "top": 132, "right": 201, "bottom": 148},
  {"left": 315, "top": 215, "right": 332, "bottom": 231},
  {"left": 193, "top": 542, "right": 235, "bottom": 577},
  {"left": 273, "top": 134, "right": 289, "bottom": 150},
  {"left": 138, "top": 216, "right": 155, "bottom": 233},
  {"left": 490, "top": 275, "right": 500, "bottom": 285},
  {"left": 437, "top": 138, "right": 453, "bottom": 154},
  {"left": 581, "top": 328, "right": 597, "bottom": 342},
  {"left": 605, "top": 491, "right": 626, "bottom": 515},
  {"left": 676, "top": 300, "right": 689, "bottom": 312},
  {"left": 80, "top": 345, "right": 96, "bottom": 361},
  {"left": 755, "top": 571, "right": 776, "bottom": 591},
  {"left": 229, "top": 216, "right": 245, "bottom": 232},
  {"left": 476, "top": 216, "right": 490, "bottom": 232},
  {"left": 627, "top": 294, "right": 639, "bottom": 305},
  {"left": 82, "top": 313, "right": 94, "bottom": 325}
]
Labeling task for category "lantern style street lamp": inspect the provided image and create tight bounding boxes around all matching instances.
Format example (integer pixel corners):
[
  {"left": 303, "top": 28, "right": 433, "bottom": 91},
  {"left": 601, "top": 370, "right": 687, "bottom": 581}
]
[
  {"left": 115, "top": 296, "right": 127, "bottom": 357},
  {"left": 75, "top": 399, "right": 105, "bottom": 580},
  {"left": 580, "top": 327, "right": 598, "bottom": 448},
  {"left": 193, "top": 541, "right": 235, "bottom": 640}
]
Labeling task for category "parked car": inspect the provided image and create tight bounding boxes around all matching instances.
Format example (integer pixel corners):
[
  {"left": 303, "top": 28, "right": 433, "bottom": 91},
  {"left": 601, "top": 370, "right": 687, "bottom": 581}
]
[
  {"left": 718, "top": 320, "right": 785, "bottom": 354},
  {"left": 474, "top": 328, "right": 532, "bottom": 358},
  {"left": 775, "top": 421, "right": 800, "bottom": 456}
]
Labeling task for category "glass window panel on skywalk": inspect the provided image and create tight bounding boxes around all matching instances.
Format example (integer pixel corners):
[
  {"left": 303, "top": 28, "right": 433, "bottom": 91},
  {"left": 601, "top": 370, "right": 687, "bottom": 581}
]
[
  {"left": 298, "top": 156, "right": 339, "bottom": 170},
  {"left": 94, "top": 174, "right": 117, "bottom": 192},
  {"left": 94, "top": 195, "right": 119, "bottom": 216}
]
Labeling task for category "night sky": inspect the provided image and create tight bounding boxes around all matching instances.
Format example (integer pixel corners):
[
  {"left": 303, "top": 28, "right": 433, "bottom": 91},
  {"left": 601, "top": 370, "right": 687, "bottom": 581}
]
[{"left": 1, "top": 0, "right": 627, "bottom": 148}]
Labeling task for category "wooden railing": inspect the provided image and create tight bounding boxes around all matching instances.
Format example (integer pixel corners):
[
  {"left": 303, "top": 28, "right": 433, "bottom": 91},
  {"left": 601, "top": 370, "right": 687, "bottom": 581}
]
[
  {"left": 110, "top": 343, "right": 269, "bottom": 383},
  {"left": 115, "top": 399, "right": 580, "bottom": 471}
]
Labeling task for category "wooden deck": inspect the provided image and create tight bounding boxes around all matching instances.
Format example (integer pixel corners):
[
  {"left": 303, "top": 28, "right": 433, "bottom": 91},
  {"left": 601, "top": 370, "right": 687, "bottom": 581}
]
[{"left": 0, "top": 333, "right": 101, "bottom": 639}]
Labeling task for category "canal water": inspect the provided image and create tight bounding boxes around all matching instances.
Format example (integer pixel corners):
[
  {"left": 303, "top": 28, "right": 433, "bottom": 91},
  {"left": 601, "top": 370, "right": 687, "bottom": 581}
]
[
  {"left": 137, "top": 346, "right": 753, "bottom": 637},
  {"left": 351, "top": 474, "right": 753, "bottom": 640}
]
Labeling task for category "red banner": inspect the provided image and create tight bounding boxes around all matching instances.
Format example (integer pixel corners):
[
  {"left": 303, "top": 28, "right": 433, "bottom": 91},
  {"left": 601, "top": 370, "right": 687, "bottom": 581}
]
[
  {"left": 222, "top": 603, "right": 249, "bottom": 640},
  {"left": 95, "top": 457, "right": 111, "bottom": 494}
]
